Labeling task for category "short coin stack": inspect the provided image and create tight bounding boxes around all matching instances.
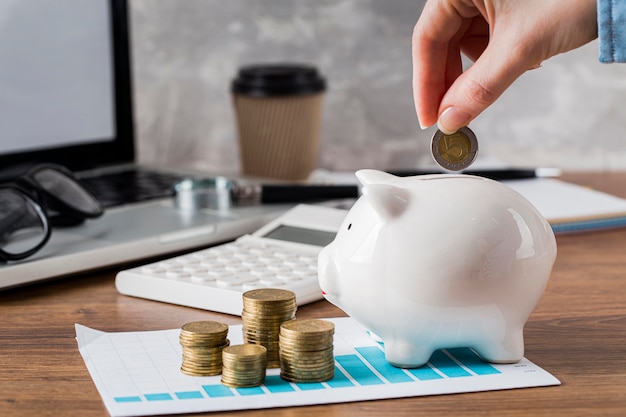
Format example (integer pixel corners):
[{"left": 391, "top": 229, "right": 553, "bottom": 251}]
[
  {"left": 241, "top": 288, "right": 297, "bottom": 368},
  {"left": 279, "top": 318, "right": 335, "bottom": 382},
  {"left": 221, "top": 344, "right": 268, "bottom": 387},
  {"left": 179, "top": 321, "right": 230, "bottom": 376}
]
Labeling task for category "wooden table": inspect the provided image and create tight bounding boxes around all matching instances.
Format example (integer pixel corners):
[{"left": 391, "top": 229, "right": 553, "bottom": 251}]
[{"left": 1, "top": 172, "right": 625, "bottom": 416}]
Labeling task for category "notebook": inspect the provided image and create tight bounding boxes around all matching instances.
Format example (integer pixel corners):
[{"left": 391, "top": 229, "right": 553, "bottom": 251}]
[{"left": 0, "top": 0, "right": 289, "bottom": 289}]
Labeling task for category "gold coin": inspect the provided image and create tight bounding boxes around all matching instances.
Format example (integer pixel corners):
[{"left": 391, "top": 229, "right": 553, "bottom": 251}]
[
  {"left": 279, "top": 333, "right": 333, "bottom": 344},
  {"left": 182, "top": 340, "right": 230, "bottom": 350},
  {"left": 241, "top": 310, "right": 296, "bottom": 321},
  {"left": 280, "top": 369, "right": 334, "bottom": 383},
  {"left": 220, "top": 376, "right": 265, "bottom": 388},
  {"left": 222, "top": 343, "right": 267, "bottom": 359},
  {"left": 243, "top": 288, "right": 295, "bottom": 301},
  {"left": 431, "top": 126, "right": 478, "bottom": 171},
  {"left": 280, "top": 319, "right": 335, "bottom": 337},
  {"left": 243, "top": 298, "right": 297, "bottom": 307},
  {"left": 181, "top": 367, "right": 222, "bottom": 376},
  {"left": 280, "top": 356, "right": 334, "bottom": 368},
  {"left": 181, "top": 320, "right": 229, "bottom": 335},
  {"left": 280, "top": 363, "right": 336, "bottom": 375}
]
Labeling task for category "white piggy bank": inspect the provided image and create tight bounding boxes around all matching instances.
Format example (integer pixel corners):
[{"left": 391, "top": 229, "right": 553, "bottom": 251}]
[{"left": 318, "top": 169, "right": 557, "bottom": 368}]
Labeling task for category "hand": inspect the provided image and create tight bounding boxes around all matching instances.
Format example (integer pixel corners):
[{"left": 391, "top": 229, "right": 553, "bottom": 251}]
[{"left": 412, "top": 0, "right": 598, "bottom": 134}]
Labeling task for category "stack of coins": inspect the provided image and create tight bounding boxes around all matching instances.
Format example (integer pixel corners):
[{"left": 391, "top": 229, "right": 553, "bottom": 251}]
[
  {"left": 241, "top": 289, "right": 297, "bottom": 368},
  {"left": 279, "top": 319, "right": 335, "bottom": 382},
  {"left": 221, "top": 344, "right": 268, "bottom": 387},
  {"left": 179, "top": 321, "right": 230, "bottom": 376}
]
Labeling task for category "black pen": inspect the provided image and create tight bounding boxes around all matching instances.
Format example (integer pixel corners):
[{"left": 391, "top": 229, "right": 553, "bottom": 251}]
[
  {"left": 387, "top": 168, "right": 561, "bottom": 181},
  {"left": 233, "top": 183, "right": 360, "bottom": 204}
]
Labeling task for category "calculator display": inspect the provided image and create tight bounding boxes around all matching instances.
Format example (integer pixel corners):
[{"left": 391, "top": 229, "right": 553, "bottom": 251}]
[{"left": 262, "top": 225, "right": 336, "bottom": 247}]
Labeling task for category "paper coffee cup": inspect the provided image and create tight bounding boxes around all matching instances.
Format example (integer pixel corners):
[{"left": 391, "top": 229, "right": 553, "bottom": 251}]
[{"left": 232, "top": 64, "right": 326, "bottom": 181}]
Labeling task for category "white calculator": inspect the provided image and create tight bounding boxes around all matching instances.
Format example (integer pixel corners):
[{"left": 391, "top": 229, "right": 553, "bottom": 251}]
[{"left": 115, "top": 204, "right": 347, "bottom": 315}]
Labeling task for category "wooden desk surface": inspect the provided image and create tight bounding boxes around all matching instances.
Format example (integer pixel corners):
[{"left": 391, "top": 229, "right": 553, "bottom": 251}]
[{"left": 1, "top": 172, "right": 625, "bottom": 417}]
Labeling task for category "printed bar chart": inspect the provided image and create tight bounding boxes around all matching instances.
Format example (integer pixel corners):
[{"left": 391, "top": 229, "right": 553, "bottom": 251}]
[{"left": 76, "top": 318, "right": 560, "bottom": 417}]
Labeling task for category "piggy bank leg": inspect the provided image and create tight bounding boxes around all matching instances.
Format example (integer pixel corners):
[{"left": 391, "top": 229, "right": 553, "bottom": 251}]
[
  {"left": 384, "top": 339, "right": 433, "bottom": 368},
  {"left": 474, "top": 328, "right": 525, "bottom": 364}
]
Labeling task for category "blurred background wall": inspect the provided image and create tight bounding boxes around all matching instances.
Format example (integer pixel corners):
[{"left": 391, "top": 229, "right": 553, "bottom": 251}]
[{"left": 130, "top": 0, "right": 626, "bottom": 175}]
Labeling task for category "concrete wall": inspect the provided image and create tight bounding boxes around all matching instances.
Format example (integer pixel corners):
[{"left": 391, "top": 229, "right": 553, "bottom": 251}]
[{"left": 130, "top": 0, "right": 626, "bottom": 174}]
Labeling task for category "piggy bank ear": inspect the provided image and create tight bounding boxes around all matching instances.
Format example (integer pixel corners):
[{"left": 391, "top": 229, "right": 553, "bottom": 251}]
[
  {"left": 356, "top": 170, "right": 410, "bottom": 219},
  {"left": 355, "top": 169, "right": 398, "bottom": 186},
  {"left": 362, "top": 184, "right": 410, "bottom": 219}
]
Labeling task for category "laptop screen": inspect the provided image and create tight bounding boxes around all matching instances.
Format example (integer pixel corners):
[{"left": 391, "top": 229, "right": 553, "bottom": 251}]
[{"left": 0, "top": 0, "right": 133, "bottom": 175}]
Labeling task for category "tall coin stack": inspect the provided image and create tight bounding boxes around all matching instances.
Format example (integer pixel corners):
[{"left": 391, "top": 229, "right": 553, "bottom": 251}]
[
  {"left": 241, "top": 289, "right": 297, "bottom": 368},
  {"left": 279, "top": 319, "right": 335, "bottom": 382},
  {"left": 221, "top": 344, "right": 268, "bottom": 388},
  {"left": 179, "top": 321, "right": 230, "bottom": 376}
]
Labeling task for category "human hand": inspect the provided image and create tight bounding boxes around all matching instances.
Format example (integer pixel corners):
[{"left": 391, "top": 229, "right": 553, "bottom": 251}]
[{"left": 412, "top": 0, "right": 598, "bottom": 134}]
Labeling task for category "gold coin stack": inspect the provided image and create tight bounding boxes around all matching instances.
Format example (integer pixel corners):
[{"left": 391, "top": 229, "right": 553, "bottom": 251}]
[
  {"left": 179, "top": 321, "right": 230, "bottom": 376},
  {"left": 241, "top": 289, "right": 297, "bottom": 368},
  {"left": 221, "top": 344, "right": 268, "bottom": 387},
  {"left": 279, "top": 319, "right": 335, "bottom": 382}
]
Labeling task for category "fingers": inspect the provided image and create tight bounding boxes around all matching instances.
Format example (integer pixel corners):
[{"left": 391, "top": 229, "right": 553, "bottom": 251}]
[
  {"left": 436, "top": 24, "right": 539, "bottom": 134},
  {"left": 413, "top": 6, "right": 532, "bottom": 133},
  {"left": 414, "top": 0, "right": 598, "bottom": 134},
  {"left": 412, "top": 1, "right": 470, "bottom": 129}
]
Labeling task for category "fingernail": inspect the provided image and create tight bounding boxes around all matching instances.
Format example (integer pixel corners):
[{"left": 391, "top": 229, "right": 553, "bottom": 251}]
[{"left": 437, "top": 107, "right": 471, "bottom": 134}]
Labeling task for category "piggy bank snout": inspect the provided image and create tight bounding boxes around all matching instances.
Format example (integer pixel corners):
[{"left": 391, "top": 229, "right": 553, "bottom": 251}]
[{"left": 317, "top": 245, "right": 338, "bottom": 297}]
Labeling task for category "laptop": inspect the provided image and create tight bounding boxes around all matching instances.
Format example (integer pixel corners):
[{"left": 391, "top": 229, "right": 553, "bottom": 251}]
[{"left": 0, "top": 0, "right": 289, "bottom": 289}]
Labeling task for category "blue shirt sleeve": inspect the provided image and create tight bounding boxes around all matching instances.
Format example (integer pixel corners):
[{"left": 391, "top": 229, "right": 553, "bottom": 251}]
[{"left": 598, "top": 0, "right": 626, "bottom": 62}]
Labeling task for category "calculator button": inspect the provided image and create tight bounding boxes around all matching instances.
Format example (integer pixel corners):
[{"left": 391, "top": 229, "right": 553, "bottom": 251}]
[
  {"left": 242, "top": 260, "right": 265, "bottom": 269},
  {"left": 249, "top": 269, "right": 270, "bottom": 277},
  {"left": 259, "top": 276, "right": 285, "bottom": 286},
  {"left": 216, "top": 274, "right": 257, "bottom": 288},
  {"left": 225, "top": 265, "right": 250, "bottom": 274},
  {"left": 207, "top": 269, "right": 228, "bottom": 277},
  {"left": 277, "top": 273, "right": 302, "bottom": 282},
  {"left": 256, "top": 255, "right": 276, "bottom": 263},
  {"left": 184, "top": 265, "right": 208, "bottom": 274},
  {"left": 190, "top": 273, "right": 215, "bottom": 283},
  {"left": 198, "top": 252, "right": 218, "bottom": 261},
  {"left": 266, "top": 264, "right": 288, "bottom": 272},
  {"left": 282, "top": 259, "right": 303, "bottom": 268},
  {"left": 242, "top": 282, "right": 265, "bottom": 291},
  {"left": 166, "top": 269, "right": 191, "bottom": 280},
  {"left": 201, "top": 260, "right": 221, "bottom": 269}
]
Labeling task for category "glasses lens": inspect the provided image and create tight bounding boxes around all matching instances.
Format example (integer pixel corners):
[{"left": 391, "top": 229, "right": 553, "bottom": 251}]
[
  {"left": 31, "top": 167, "right": 103, "bottom": 217},
  {"left": 0, "top": 189, "right": 48, "bottom": 256}
]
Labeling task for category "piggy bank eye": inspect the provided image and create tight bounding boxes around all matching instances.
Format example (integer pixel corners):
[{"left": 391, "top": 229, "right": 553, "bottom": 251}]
[{"left": 347, "top": 223, "right": 352, "bottom": 231}]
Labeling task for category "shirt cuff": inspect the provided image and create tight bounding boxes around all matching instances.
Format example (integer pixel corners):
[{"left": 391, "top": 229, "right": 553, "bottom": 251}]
[{"left": 598, "top": 0, "right": 626, "bottom": 62}]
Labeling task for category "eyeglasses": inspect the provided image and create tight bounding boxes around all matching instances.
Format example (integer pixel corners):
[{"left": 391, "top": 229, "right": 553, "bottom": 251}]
[{"left": 0, "top": 164, "right": 104, "bottom": 262}]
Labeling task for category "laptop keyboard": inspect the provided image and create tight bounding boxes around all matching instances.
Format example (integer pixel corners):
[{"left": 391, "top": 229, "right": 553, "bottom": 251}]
[{"left": 79, "top": 169, "right": 185, "bottom": 208}]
